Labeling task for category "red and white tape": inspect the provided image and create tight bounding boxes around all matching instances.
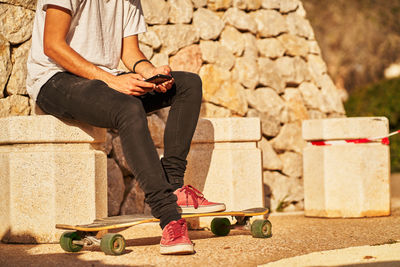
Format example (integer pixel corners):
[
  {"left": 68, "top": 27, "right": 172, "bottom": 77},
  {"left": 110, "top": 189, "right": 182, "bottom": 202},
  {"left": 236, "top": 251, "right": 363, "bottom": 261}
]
[{"left": 309, "top": 130, "right": 400, "bottom": 146}]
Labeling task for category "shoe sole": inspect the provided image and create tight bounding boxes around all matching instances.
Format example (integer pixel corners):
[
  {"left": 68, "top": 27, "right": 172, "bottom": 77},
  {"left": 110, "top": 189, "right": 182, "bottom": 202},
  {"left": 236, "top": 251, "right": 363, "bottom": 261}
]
[
  {"left": 160, "top": 243, "right": 194, "bottom": 255},
  {"left": 177, "top": 203, "right": 226, "bottom": 214}
]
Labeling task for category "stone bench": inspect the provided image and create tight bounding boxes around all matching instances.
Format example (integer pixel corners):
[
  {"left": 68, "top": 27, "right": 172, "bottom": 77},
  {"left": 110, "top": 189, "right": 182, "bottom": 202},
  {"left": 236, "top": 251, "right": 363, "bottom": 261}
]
[
  {"left": 302, "top": 117, "right": 390, "bottom": 218},
  {"left": 182, "top": 117, "right": 264, "bottom": 227},
  {"left": 0, "top": 115, "right": 107, "bottom": 243},
  {"left": 0, "top": 115, "right": 264, "bottom": 242}
]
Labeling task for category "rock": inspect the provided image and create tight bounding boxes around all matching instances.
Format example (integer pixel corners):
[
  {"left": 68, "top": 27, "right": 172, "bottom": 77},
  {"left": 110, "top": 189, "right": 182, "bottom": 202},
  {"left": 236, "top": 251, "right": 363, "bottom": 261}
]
[
  {"left": 112, "top": 136, "right": 133, "bottom": 176},
  {"left": 258, "top": 137, "right": 283, "bottom": 170},
  {"left": 232, "top": 57, "right": 259, "bottom": 89},
  {"left": 220, "top": 26, "right": 244, "bottom": 56},
  {"left": 200, "top": 40, "right": 235, "bottom": 70},
  {"left": 296, "top": 1, "right": 307, "bottom": 17},
  {"left": 7, "top": 39, "right": 31, "bottom": 95},
  {"left": 169, "top": 45, "right": 202, "bottom": 74},
  {"left": 245, "top": 87, "right": 285, "bottom": 118},
  {"left": 200, "top": 64, "right": 248, "bottom": 115},
  {"left": 169, "top": 0, "right": 193, "bottom": 24},
  {"left": 242, "top": 33, "right": 258, "bottom": 59},
  {"left": 139, "top": 42, "right": 153, "bottom": 60},
  {"left": 308, "top": 40, "right": 321, "bottom": 55},
  {"left": 200, "top": 64, "right": 231, "bottom": 100},
  {"left": 246, "top": 108, "right": 259, "bottom": 118},
  {"left": 233, "top": 0, "right": 261, "bottom": 10},
  {"left": 155, "top": 107, "right": 170, "bottom": 123},
  {"left": 307, "top": 109, "right": 327, "bottom": 120},
  {"left": 307, "top": 54, "right": 328, "bottom": 79},
  {"left": 250, "top": 9, "right": 287, "bottom": 37},
  {"left": 1, "top": 0, "right": 36, "bottom": 10},
  {"left": 276, "top": 56, "right": 309, "bottom": 86},
  {"left": 0, "top": 95, "right": 30, "bottom": 117},
  {"left": 285, "top": 12, "right": 315, "bottom": 40},
  {"left": 192, "top": 0, "right": 207, "bottom": 8},
  {"left": 222, "top": 7, "right": 257, "bottom": 34},
  {"left": 281, "top": 88, "right": 309, "bottom": 123},
  {"left": 271, "top": 122, "right": 306, "bottom": 153},
  {"left": 256, "top": 38, "right": 285, "bottom": 59},
  {"left": 139, "top": 30, "right": 162, "bottom": 50},
  {"left": 263, "top": 171, "right": 303, "bottom": 211},
  {"left": 277, "top": 34, "right": 309, "bottom": 57},
  {"left": 207, "top": 0, "right": 233, "bottom": 11},
  {"left": 219, "top": 81, "right": 248, "bottom": 116},
  {"left": 193, "top": 8, "right": 224, "bottom": 40},
  {"left": 384, "top": 63, "right": 400, "bottom": 79},
  {"left": 279, "top": 0, "right": 299, "bottom": 13},
  {"left": 261, "top": 0, "right": 280, "bottom": 9},
  {"left": 279, "top": 151, "right": 302, "bottom": 178},
  {"left": 0, "top": 4, "right": 35, "bottom": 44},
  {"left": 107, "top": 158, "right": 125, "bottom": 216},
  {"left": 120, "top": 179, "right": 146, "bottom": 215},
  {"left": 259, "top": 112, "right": 281, "bottom": 137},
  {"left": 200, "top": 102, "right": 232, "bottom": 117},
  {"left": 257, "top": 58, "right": 285, "bottom": 93},
  {"left": 153, "top": 24, "right": 200, "bottom": 55},
  {"left": 151, "top": 53, "right": 169, "bottom": 67},
  {"left": 103, "top": 132, "right": 114, "bottom": 155},
  {"left": 298, "top": 82, "right": 324, "bottom": 110},
  {"left": 318, "top": 74, "right": 346, "bottom": 114},
  {"left": 141, "top": 0, "right": 170, "bottom": 25},
  {"left": 0, "top": 34, "right": 11, "bottom": 98},
  {"left": 147, "top": 114, "right": 166, "bottom": 148}
]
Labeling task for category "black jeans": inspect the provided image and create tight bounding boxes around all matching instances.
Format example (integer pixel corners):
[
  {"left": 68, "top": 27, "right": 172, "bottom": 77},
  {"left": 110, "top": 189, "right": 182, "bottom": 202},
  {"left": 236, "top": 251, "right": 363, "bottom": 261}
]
[{"left": 36, "top": 71, "right": 202, "bottom": 228}]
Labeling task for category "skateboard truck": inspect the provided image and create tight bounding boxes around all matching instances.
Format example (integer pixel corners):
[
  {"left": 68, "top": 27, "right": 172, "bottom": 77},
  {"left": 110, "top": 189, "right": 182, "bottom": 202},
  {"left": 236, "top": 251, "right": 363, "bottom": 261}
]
[{"left": 72, "top": 235, "right": 101, "bottom": 247}]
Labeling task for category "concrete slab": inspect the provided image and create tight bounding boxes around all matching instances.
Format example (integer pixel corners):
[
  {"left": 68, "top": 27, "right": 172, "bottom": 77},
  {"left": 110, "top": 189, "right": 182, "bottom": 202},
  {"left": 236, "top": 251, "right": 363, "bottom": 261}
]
[
  {"left": 259, "top": 242, "right": 400, "bottom": 267},
  {"left": 0, "top": 174, "right": 399, "bottom": 266}
]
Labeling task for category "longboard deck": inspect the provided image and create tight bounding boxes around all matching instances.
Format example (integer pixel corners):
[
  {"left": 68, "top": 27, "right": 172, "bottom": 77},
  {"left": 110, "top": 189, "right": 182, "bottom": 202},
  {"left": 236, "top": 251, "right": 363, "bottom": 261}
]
[{"left": 56, "top": 207, "right": 269, "bottom": 232}]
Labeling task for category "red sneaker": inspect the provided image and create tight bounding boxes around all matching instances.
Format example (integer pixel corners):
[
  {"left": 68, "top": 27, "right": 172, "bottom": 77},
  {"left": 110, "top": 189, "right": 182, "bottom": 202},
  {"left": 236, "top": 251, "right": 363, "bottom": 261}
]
[
  {"left": 174, "top": 185, "right": 226, "bottom": 213},
  {"left": 160, "top": 219, "right": 194, "bottom": 255}
]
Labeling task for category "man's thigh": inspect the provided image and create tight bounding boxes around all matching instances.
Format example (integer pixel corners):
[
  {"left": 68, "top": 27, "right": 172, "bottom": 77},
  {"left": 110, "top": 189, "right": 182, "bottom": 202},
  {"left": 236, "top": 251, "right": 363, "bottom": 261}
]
[{"left": 36, "top": 72, "right": 140, "bottom": 129}]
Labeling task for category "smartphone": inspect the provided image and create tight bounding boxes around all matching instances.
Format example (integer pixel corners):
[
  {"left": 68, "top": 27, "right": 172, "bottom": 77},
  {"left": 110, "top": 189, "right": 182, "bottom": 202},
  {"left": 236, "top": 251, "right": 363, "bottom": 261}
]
[{"left": 145, "top": 74, "right": 173, "bottom": 84}]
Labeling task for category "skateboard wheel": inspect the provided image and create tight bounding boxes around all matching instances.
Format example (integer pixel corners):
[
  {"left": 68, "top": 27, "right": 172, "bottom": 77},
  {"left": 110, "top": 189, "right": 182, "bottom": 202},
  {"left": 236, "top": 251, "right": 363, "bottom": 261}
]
[
  {"left": 59, "top": 231, "right": 83, "bottom": 252},
  {"left": 100, "top": 233, "right": 126, "bottom": 255},
  {"left": 210, "top": 218, "right": 231, "bottom": 236},
  {"left": 251, "top": 219, "right": 272, "bottom": 238}
]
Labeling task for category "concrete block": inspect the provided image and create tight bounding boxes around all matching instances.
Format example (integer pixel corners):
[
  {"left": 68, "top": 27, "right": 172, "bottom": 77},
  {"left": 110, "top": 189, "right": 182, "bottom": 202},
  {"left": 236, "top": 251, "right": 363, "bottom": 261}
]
[
  {"left": 192, "top": 117, "right": 261, "bottom": 143},
  {"left": 0, "top": 116, "right": 107, "bottom": 243},
  {"left": 302, "top": 117, "right": 389, "bottom": 141},
  {"left": 302, "top": 117, "right": 390, "bottom": 218},
  {"left": 184, "top": 118, "right": 264, "bottom": 227}
]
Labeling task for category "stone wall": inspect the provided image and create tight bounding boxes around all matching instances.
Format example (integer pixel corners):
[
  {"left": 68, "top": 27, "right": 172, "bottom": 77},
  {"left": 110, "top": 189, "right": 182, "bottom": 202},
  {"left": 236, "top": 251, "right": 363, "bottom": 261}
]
[{"left": 0, "top": 0, "right": 345, "bottom": 214}]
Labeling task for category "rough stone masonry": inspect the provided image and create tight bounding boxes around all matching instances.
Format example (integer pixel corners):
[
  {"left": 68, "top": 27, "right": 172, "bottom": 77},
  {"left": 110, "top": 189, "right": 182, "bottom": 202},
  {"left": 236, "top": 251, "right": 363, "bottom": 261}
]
[{"left": 0, "top": 0, "right": 345, "bottom": 215}]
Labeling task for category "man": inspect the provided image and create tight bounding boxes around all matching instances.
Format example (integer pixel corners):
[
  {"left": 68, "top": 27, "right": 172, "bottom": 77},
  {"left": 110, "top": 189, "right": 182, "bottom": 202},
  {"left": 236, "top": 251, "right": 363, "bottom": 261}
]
[{"left": 26, "top": 0, "right": 225, "bottom": 255}]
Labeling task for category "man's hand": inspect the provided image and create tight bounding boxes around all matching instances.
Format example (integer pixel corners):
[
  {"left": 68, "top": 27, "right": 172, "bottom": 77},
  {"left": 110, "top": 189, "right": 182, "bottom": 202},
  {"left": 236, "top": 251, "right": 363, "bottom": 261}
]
[
  {"left": 107, "top": 73, "right": 156, "bottom": 96},
  {"left": 150, "top": 65, "right": 175, "bottom": 93}
]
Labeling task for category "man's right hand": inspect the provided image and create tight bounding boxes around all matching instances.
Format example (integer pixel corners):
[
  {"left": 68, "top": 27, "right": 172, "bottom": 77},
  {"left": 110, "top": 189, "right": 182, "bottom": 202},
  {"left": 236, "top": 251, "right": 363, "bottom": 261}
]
[{"left": 106, "top": 73, "right": 156, "bottom": 96}]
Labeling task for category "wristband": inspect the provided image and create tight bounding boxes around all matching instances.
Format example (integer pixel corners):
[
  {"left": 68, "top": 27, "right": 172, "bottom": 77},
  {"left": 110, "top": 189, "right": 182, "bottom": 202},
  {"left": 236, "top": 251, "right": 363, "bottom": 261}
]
[{"left": 132, "top": 59, "right": 150, "bottom": 73}]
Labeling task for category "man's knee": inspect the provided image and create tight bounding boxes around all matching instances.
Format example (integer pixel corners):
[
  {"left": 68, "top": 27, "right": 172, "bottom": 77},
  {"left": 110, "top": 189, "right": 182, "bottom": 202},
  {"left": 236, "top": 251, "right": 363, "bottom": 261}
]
[{"left": 173, "top": 71, "right": 203, "bottom": 100}]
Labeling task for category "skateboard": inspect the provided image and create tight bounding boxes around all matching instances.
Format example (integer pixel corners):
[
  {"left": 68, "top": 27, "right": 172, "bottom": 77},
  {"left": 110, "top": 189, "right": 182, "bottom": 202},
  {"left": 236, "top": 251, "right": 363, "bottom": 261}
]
[{"left": 56, "top": 207, "right": 271, "bottom": 255}]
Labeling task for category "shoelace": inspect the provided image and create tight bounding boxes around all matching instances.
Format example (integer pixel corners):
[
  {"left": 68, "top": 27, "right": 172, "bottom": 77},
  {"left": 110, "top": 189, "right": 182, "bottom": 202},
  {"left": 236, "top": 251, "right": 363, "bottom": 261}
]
[
  {"left": 166, "top": 219, "right": 187, "bottom": 241},
  {"left": 178, "top": 185, "right": 206, "bottom": 209}
]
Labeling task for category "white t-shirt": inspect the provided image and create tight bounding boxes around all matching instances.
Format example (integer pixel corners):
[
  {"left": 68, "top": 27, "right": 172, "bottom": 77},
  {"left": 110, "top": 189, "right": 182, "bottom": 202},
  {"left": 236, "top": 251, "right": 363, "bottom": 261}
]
[{"left": 26, "top": 0, "right": 147, "bottom": 101}]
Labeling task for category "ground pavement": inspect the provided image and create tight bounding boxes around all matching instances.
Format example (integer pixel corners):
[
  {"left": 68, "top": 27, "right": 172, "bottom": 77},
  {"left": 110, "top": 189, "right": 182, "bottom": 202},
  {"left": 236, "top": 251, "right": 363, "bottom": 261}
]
[{"left": 1, "top": 175, "right": 399, "bottom": 267}]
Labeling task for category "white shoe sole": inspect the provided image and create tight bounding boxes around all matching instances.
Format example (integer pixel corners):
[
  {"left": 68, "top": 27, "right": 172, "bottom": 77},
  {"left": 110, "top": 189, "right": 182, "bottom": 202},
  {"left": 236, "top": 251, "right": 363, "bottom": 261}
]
[
  {"left": 160, "top": 243, "right": 194, "bottom": 255},
  {"left": 177, "top": 203, "right": 226, "bottom": 214}
]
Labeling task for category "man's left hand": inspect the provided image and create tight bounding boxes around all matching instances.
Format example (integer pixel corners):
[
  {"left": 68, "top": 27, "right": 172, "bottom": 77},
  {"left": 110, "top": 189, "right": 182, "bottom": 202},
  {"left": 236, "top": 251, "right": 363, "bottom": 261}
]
[{"left": 151, "top": 65, "right": 174, "bottom": 93}]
